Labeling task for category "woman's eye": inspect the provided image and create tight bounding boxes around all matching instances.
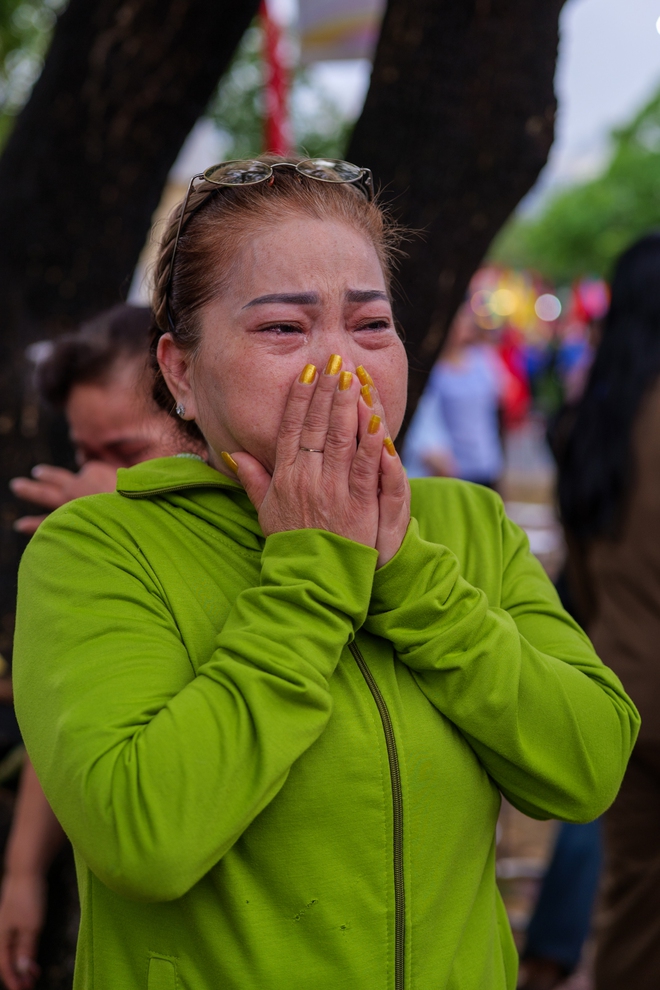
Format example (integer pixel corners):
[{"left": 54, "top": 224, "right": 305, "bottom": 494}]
[
  {"left": 260, "top": 323, "right": 303, "bottom": 334},
  {"left": 357, "top": 319, "right": 391, "bottom": 332}
]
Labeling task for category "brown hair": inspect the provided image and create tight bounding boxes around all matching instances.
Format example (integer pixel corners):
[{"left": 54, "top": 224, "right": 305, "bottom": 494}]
[
  {"left": 150, "top": 155, "right": 403, "bottom": 440},
  {"left": 39, "top": 304, "right": 152, "bottom": 408}
]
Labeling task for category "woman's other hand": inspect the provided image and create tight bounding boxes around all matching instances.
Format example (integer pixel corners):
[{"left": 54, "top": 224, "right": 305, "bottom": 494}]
[
  {"left": 228, "top": 358, "right": 410, "bottom": 566},
  {"left": 10, "top": 461, "right": 119, "bottom": 534},
  {"left": 0, "top": 871, "right": 43, "bottom": 990},
  {"left": 362, "top": 371, "right": 411, "bottom": 568}
]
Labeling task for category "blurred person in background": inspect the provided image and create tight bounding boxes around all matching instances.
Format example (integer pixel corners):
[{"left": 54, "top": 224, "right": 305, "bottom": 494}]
[
  {"left": 518, "top": 818, "right": 602, "bottom": 989},
  {"left": 0, "top": 304, "right": 198, "bottom": 990},
  {"left": 551, "top": 232, "right": 660, "bottom": 990},
  {"left": 518, "top": 302, "right": 604, "bottom": 990},
  {"left": 496, "top": 324, "right": 531, "bottom": 430},
  {"left": 403, "top": 302, "right": 508, "bottom": 486},
  {"left": 9, "top": 305, "right": 185, "bottom": 536}
]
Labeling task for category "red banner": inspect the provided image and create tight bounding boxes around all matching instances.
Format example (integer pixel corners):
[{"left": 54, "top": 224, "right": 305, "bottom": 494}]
[{"left": 260, "top": 1, "right": 293, "bottom": 156}]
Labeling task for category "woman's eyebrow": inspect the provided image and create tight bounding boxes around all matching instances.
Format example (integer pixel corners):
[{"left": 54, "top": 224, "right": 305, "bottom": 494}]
[
  {"left": 345, "top": 289, "right": 389, "bottom": 303},
  {"left": 243, "top": 292, "right": 320, "bottom": 308}
]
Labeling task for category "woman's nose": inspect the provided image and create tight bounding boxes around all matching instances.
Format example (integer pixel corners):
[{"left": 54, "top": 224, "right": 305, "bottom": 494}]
[
  {"left": 314, "top": 353, "right": 367, "bottom": 383},
  {"left": 312, "top": 354, "right": 374, "bottom": 406},
  {"left": 311, "top": 344, "right": 363, "bottom": 377}
]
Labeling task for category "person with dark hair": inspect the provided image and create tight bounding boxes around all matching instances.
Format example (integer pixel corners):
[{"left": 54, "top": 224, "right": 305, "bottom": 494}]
[
  {"left": 10, "top": 304, "right": 186, "bottom": 535},
  {"left": 11, "top": 158, "right": 637, "bottom": 989},
  {"left": 549, "top": 232, "right": 660, "bottom": 990},
  {"left": 402, "top": 303, "right": 506, "bottom": 487},
  {"left": 1, "top": 304, "right": 199, "bottom": 990},
  {"left": 36, "top": 303, "right": 154, "bottom": 407}
]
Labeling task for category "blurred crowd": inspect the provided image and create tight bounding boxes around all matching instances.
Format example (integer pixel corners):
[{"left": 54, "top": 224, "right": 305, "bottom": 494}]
[
  {"left": 403, "top": 264, "right": 608, "bottom": 495},
  {"left": 405, "top": 239, "right": 660, "bottom": 990}
]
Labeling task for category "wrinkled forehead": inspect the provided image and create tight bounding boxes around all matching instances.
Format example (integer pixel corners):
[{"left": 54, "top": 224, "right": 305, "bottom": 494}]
[{"left": 219, "top": 216, "right": 390, "bottom": 304}]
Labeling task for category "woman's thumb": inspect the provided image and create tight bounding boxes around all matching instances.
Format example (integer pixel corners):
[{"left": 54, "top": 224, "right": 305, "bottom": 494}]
[{"left": 220, "top": 451, "right": 271, "bottom": 511}]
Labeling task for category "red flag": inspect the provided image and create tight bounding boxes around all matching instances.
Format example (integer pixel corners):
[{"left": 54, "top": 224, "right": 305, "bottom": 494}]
[{"left": 260, "top": 0, "right": 293, "bottom": 156}]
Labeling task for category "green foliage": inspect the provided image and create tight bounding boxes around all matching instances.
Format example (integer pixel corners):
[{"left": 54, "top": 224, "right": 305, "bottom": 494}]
[
  {"left": 206, "top": 26, "right": 264, "bottom": 162},
  {"left": 491, "top": 86, "right": 660, "bottom": 284},
  {"left": 0, "top": 0, "right": 64, "bottom": 144},
  {"left": 206, "top": 23, "right": 354, "bottom": 161},
  {"left": 0, "top": 6, "right": 354, "bottom": 159}
]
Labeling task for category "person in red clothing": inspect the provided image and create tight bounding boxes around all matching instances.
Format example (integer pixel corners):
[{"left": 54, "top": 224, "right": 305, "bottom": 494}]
[{"left": 497, "top": 326, "right": 531, "bottom": 430}]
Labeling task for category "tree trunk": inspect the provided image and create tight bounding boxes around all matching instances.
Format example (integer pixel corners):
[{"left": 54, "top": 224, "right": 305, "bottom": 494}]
[
  {"left": 0, "top": 0, "right": 568, "bottom": 639},
  {"left": 0, "top": 0, "right": 259, "bottom": 652},
  {"left": 348, "top": 0, "right": 566, "bottom": 430}
]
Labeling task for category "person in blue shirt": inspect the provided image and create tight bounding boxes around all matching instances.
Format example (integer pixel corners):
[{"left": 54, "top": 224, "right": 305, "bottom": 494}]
[{"left": 403, "top": 303, "right": 505, "bottom": 486}]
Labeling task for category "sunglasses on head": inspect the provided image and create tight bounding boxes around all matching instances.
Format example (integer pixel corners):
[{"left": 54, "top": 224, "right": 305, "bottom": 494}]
[{"left": 165, "top": 158, "right": 374, "bottom": 331}]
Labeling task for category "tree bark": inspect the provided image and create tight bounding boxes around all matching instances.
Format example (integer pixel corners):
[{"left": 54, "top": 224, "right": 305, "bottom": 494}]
[
  {"left": 0, "top": 0, "right": 259, "bottom": 651},
  {"left": 348, "top": 0, "right": 566, "bottom": 429}
]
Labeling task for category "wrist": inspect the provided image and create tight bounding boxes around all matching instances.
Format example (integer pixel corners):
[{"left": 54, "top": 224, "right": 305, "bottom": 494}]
[
  {"left": 373, "top": 519, "right": 418, "bottom": 585},
  {"left": 376, "top": 518, "right": 409, "bottom": 568},
  {"left": 4, "top": 837, "right": 64, "bottom": 880},
  {"left": 1, "top": 869, "right": 45, "bottom": 886},
  {"left": 263, "top": 528, "right": 377, "bottom": 631},
  {"left": 369, "top": 518, "right": 457, "bottom": 617}
]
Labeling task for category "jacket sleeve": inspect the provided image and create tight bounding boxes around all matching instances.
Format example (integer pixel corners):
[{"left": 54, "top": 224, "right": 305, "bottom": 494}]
[
  {"left": 13, "top": 502, "right": 377, "bottom": 902},
  {"left": 363, "top": 511, "right": 640, "bottom": 822}
]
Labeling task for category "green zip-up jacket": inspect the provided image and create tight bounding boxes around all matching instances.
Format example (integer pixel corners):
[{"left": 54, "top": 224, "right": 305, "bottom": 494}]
[{"left": 13, "top": 456, "right": 638, "bottom": 990}]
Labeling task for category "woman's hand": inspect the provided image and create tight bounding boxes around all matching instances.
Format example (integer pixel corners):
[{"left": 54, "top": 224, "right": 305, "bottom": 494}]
[
  {"left": 0, "top": 871, "right": 43, "bottom": 990},
  {"left": 0, "top": 758, "right": 65, "bottom": 990},
  {"left": 10, "top": 462, "right": 119, "bottom": 534},
  {"left": 355, "top": 367, "right": 411, "bottom": 567},
  {"left": 225, "top": 358, "right": 410, "bottom": 566}
]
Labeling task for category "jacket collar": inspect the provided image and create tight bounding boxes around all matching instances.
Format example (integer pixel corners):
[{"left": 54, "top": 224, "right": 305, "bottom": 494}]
[
  {"left": 116, "top": 454, "right": 242, "bottom": 498},
  {"left": 117, "top": 456, "right": 264, "bottom": 552}
]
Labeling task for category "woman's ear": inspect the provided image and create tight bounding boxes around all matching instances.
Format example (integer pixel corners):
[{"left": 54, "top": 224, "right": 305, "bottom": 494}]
[{"left": 157, "top": 334, "right": 198, "bottom": 421}]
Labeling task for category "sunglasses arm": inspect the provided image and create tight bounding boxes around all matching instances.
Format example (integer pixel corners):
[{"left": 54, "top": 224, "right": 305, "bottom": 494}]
[{"left": 164, "top": 171, "right": 203, "bottom": 330}]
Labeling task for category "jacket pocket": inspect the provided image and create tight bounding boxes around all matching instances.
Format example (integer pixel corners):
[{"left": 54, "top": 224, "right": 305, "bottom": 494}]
[{"left": 147, "top": 955, "right": 177, "bottom": 990}]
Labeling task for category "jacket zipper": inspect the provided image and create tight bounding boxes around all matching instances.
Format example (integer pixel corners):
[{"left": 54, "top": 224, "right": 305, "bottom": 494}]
[
  {"left": 349, "top": 641, "right": 405, "bottom": 990},
  {"left": 121, "top": 486, "right": 406, "bottom": 981}
]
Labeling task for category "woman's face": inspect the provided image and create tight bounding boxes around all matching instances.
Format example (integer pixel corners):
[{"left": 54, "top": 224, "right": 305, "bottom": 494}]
[
  {"left": 66, "top": 358, "right": 182, "bottom": 468},
  {"left": 160, "top": 215, "right": 409, "bottom": 474}
]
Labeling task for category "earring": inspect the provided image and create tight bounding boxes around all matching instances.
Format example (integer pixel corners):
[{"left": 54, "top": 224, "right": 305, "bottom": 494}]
[{"left": 176, "top": 404, "right": 186, "bottom": 418}]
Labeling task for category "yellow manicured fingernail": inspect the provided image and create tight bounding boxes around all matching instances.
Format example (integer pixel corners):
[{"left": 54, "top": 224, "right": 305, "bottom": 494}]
[
  {"left": 384, "top": 436, "right": 396, "bottom": 457},
  {"left": 299, "top": 363, "right": 316, "bottom": 384},
  {"left": 356, "top": 365, "right": 374, "bottom": 387},
  {"left": 324, "top": 354, "right": 342, "bottom": 376},
  {"left": 338, "top": 370, "right": 353, "bottom": 390},
  {"left": 368, "top": 414, "right": 381, "bottom": 435},
  {"left": 220, "top": 451, "right": 238, "bottom": 473},
  {"left": 360, "top": 384, "right": 373, "bottom": 407}
]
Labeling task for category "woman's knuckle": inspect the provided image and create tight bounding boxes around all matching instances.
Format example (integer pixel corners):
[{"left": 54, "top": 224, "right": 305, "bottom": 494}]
[
  {"left": 304, "top": 413, "right": 327, "bottom": 433},
  {"left": 278, "top": 421, "right": 299, "bottom": 443},
  {"left": 325, "top": 426, "right": 352, "bottom": 449},
  {"left": 350, "top": 460, "right": 370, "bottom": 481}
]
